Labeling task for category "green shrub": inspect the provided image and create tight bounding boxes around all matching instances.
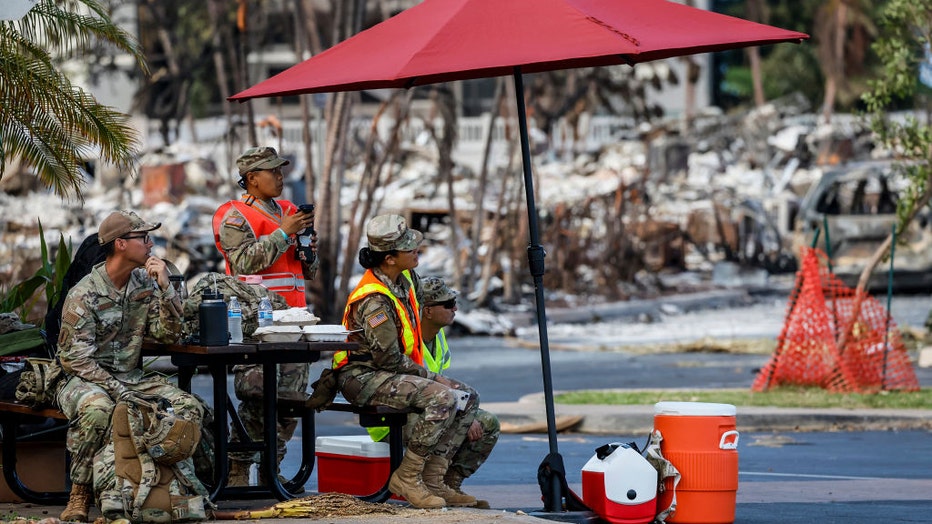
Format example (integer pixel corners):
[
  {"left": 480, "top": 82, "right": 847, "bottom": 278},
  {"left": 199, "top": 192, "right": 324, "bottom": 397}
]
[{"left": 0, "top": 220, "right": 72, "bottom": 326}]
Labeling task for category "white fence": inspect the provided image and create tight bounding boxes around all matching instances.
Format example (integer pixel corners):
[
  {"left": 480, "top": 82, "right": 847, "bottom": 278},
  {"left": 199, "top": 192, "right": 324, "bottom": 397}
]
[{"left": 146, "top": 114, "right": 638, "bottom": 173}]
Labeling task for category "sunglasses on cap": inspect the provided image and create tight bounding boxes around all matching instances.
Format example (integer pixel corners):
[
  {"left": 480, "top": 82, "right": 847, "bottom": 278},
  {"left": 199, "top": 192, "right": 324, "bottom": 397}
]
[{"left": 428, "top": 298, "right": 456, "bottom": 310}]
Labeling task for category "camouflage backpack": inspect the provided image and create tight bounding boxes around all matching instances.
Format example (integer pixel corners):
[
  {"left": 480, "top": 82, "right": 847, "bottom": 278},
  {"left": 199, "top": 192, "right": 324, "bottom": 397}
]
[
  {"left": 95, "top": 392, "right": 210, "bottom": 523},
  {"left": 182, "top": 273, "right": 289, "bottom": 339},
  {"left": 14, "top": 357, "right": 66, "bottom": 408}
]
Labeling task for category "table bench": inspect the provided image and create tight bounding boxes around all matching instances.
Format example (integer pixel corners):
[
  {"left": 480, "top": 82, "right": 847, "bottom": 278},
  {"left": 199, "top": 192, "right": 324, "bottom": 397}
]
[
  {"left": 0, "top": 388, "right": 414, "bottom": 505},
  {"left": 148, "top": 340, "right": 367, "bottom": 502},
  {"left": 277, "top": 395, "right": 413, "bottom": 503},
  {"left": 0, "top": 400, "right": 69, "bottom": 504}
]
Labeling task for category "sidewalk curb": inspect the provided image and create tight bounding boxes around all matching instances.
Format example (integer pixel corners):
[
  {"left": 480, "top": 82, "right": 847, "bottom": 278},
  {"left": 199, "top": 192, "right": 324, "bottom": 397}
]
[{"left": 485, "top": 394, "right": 932, "bottom": 435}]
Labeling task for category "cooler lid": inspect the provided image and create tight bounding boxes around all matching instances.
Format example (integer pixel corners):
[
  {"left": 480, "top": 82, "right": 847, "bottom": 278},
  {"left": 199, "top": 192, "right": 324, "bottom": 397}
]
[
  {"left": 315, "top": 435, "right": 390, "bottom": 458},
  {"left": 654, "top": 401, "right": 736, "bottom": 417}
]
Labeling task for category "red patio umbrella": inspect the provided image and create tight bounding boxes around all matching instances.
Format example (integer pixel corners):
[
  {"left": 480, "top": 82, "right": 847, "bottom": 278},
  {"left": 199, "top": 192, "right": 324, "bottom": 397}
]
[
  {"left": 231, "top": 0, "right": 807, "bottom": 512},
  {"left": 232, "top": 0, "right": 806, "bottom": 99}
]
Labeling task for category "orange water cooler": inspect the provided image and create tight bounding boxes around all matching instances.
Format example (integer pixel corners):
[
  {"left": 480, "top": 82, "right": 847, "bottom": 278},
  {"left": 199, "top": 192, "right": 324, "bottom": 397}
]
[{"left": 654, "top": 402, "right": 739, "bottom": 524}]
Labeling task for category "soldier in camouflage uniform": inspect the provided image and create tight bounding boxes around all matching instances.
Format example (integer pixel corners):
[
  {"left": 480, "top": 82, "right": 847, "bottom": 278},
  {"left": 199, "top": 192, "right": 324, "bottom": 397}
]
[
  {"left": 333, "top": 215, "right": 480, "bottom": 509},
  {"left": 417, "top": 277, "right": 499, "bottom": 508},
  {"left": 212, "top": 146, "right": 318, "bottom": 486},
  {"left": 56, "top": 211, "right": 204, "bottom": 522}
]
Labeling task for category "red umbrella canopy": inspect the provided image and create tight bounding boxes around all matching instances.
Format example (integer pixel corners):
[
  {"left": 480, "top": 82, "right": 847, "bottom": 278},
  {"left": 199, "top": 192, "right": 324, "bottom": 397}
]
[{"left": 231, "top": 0, "right": 807, "bottom": 101}]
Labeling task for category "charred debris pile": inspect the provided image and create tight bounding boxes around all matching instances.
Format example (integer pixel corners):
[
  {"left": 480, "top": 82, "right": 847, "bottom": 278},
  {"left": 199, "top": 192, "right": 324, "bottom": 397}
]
[{"left": 0, "top": 98, "right": 898, "bottom": 321}]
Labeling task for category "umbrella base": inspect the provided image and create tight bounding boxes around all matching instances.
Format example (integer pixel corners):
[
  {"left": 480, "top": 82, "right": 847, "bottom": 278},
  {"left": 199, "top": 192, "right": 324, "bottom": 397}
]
[{"left": 527, "top": 510, "right": 601, "bottom": 523}]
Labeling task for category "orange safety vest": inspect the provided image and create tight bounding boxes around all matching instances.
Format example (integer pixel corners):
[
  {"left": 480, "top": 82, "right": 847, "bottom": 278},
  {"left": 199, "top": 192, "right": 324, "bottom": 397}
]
[
  {"left": 212, "top": 198, "right": 307, "bottom": 307},
  {"left": 333, "top": 269, "right": 423, "bottom": 369}
]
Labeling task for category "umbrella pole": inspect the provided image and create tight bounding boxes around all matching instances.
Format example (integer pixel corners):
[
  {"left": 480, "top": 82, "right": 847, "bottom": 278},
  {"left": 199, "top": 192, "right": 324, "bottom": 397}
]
[{"left": 513, "top": 67, "right": 564, "bottom": 512}]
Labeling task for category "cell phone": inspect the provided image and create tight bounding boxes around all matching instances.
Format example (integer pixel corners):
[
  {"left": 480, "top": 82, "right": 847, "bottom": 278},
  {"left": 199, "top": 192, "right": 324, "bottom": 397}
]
[
  {"left": 298, "top": 204, "right": 315, "bottom": 214},
  {"left": 454, "top": 390, "right": 470, "bottom": 411}
]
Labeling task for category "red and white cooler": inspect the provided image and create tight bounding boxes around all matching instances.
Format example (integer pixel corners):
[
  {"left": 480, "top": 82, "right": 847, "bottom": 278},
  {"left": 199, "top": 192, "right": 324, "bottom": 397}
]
[{"left": 581, "top": 442, "right": 658, "bottom": 524}]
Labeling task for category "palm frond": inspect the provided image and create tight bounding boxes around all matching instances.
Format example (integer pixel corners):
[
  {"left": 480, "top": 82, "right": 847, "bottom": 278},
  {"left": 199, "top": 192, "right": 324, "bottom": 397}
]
[{"left": 0, "top": 0, "right": 144, "bottom": 200}]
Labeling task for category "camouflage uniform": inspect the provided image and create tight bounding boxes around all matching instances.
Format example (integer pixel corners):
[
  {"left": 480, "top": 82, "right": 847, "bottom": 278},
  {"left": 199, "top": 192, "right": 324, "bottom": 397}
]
[
  {"left": 420, "top": 336, "right": 499, "bottom": 479},
  {"left": 338, "top": 267, "right": 478, "bottom": 458},
  {"left": 414, "top": 277, "right": 499, "bottom": 479},
  {"left": 57, "top": 262, "right": 204, "bottom": 486},
  {"left": 216, "top": 147, "right": 317, "bottom": 468}
]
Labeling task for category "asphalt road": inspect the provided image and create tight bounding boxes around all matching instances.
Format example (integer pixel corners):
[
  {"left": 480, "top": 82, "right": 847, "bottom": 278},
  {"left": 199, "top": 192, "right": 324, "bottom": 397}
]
[{"left": 183, "top": 324, "right": 930, "bottom": 524}]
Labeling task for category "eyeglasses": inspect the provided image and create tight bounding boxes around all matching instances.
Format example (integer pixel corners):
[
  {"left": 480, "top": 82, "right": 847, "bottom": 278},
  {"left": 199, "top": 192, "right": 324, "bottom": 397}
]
[
  {"left": 429, "top": 298, "right": 456, "bottom": 310},
  {"left": 121, "top": 233, "right": 151, "bottom": 243}
]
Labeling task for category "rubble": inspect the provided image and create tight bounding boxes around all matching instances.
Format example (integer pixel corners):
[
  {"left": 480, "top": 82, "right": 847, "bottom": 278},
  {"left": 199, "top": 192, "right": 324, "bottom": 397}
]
[{"left": 0, "top": 102, "right": 912, "bottom": 333}]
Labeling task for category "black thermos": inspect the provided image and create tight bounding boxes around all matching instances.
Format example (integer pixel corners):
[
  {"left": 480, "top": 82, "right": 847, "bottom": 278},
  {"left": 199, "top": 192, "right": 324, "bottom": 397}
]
[{"left": 198, "top": 291, "right": 228, "bottom": 346}]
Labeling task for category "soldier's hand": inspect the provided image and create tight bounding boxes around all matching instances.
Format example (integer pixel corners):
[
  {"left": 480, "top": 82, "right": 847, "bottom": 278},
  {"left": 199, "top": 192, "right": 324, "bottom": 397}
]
[
  {"left": 145, "top": 256, "right": 170, "bottom": 290},
  {"left": 281, "top": 209, "right": 314, "bottom": 236},
  {"left": 467, "top": 420, "right": 482, "bottom": 442},
  {"left": 433, "top": 375, "right": 455, "bottom": 388}
]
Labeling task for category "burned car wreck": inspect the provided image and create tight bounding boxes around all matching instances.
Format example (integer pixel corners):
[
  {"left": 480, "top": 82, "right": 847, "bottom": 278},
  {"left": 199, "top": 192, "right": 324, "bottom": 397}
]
[{"left": 794, "top": 161, "right": 932, "bottom": 292}]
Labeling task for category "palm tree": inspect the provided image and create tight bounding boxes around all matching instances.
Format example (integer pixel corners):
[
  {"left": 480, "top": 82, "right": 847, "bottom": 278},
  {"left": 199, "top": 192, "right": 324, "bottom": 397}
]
[{"left": 0, "top": 0, "right": 147, "bottom": 200}]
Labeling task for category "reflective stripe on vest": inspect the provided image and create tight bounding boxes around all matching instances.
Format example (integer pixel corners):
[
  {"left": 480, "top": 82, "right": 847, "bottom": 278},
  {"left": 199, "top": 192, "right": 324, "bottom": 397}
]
[
  {"left": 212, "top": 198, "right": 307, "bottom": 307},
  {"left": 422, "top": 330, "right": 451, "bottom": 375},
  {"left": 333, "top": 269, "right": 422, "bottom": 369},
  {"left": 236, "top": 273, "right": 305, "bottom": 293}
]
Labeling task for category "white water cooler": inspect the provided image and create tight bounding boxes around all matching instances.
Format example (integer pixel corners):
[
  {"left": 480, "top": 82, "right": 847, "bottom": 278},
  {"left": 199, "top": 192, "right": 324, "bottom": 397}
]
[{"left": 581, "top": 443, "right": 657, "bottom": 524}]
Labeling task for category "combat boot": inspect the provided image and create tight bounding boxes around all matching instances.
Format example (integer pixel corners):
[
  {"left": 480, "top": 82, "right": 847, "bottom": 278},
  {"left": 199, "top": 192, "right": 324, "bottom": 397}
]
[
  {"left": 422, "top": 455, "right": 476, "bottom": 507},
  {"left": 388, "top": 451, "right": 446, "bottom": 509},
  {"left": 60, "top": 483, "right": 93, "bottom": 522},
  {"left": 228, "top": 460, "right": 251, "bottom": 487},
  {"left": 445, "top": 467, "right": 489, "bottom": 509}
]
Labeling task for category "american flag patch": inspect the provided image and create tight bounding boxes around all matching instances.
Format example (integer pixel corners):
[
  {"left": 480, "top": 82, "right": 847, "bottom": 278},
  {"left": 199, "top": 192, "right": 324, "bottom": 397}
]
[
  {"left": 62, "top": 309, "right": 82, "bottom": 327},
  {"left": 367, "top": 311, "right": 389, "bottom": 328},
  {"left": 224, "top": 216, "right": 246, "bottom": 228}
]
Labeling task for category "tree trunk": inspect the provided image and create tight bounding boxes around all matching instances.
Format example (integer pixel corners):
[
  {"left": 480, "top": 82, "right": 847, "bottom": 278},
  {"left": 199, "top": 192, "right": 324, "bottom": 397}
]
[
  {"left": 237, "top": 0, "right": 257, "bottom": 145},
  {"left": 821, "top": 2, "right": 847, "bottom": 123},
  {"left": 748, "top": 47, "right": 765, "bottom": 107},
  {"left": 293, "top": 0, "right": 316, "bottom": 203},
  {"left": 466, "top": 78, "right": 506, "bottom": 293},
  {"left": 745, "top": 0, "right": 767, "bottom": 108},
  {"left": 426, "top": 88, "right": 462, "bottom": 286},
  {"left": 207, "top": 0, "right": 235, "bottom": 164},
  {"left": 338, "top": 93, "right": 412, "bottom": 304}
]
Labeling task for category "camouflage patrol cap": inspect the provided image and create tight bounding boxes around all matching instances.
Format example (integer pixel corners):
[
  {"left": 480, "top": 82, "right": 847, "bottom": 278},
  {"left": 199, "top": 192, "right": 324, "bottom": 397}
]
[
  {"left": 420, "top": 277, "right": 457, "bottom": 306},
  {"left": 366, "top": 214, "right": 423, "bottom": 252},
  {"left": 236, "top": 146, "right": 290, "bottom": 176},
  {"left": 98, "top": 210, "right": 161, "bottom": 245}
]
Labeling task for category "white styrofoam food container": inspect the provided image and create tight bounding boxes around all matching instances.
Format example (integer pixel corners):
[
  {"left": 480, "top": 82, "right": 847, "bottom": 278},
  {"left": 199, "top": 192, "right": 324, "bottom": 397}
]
[
  {"left": 253, "top": 325, "right": 303, "bottom": 342},
  {"left": 315, "top": 435, "right": 390, "bottom": 458},
  {"left": 304, "top": 324, "right": 351, "bottom": 342},
  {"left": 273, "top": 307, "right": 320, "bottom": 326}
]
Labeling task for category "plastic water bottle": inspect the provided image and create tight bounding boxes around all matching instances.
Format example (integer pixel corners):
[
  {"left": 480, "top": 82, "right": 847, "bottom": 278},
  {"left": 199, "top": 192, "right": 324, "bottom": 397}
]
[
  {"left": 258, "top": 296, "right": 273, "bottom": 328},
  {"left": 228, "top": 296, "right": 243, "bottom": 343}
]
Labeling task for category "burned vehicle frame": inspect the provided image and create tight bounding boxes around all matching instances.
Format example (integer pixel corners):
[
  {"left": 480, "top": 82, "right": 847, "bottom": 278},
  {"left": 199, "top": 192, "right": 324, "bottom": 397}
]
[{"left": 794, "top": 160, "right": 932, "bottom": 292}]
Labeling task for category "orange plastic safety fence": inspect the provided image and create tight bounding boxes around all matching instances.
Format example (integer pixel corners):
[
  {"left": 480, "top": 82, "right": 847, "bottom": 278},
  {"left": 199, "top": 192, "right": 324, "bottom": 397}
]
[{"left": 752, "top": 247, "right": 920, "bottom": 393}]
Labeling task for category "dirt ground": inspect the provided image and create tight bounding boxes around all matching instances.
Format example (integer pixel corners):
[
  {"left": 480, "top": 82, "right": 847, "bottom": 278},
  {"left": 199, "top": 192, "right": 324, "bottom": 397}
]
[{"left": 0, "top": 493, "right": 549, "bottom": 524}]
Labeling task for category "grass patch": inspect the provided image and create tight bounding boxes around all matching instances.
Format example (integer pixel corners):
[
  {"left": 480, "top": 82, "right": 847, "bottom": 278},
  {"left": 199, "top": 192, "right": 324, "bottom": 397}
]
[{"left": 554, "top": 387, "right": 932, "bottom": 409}]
